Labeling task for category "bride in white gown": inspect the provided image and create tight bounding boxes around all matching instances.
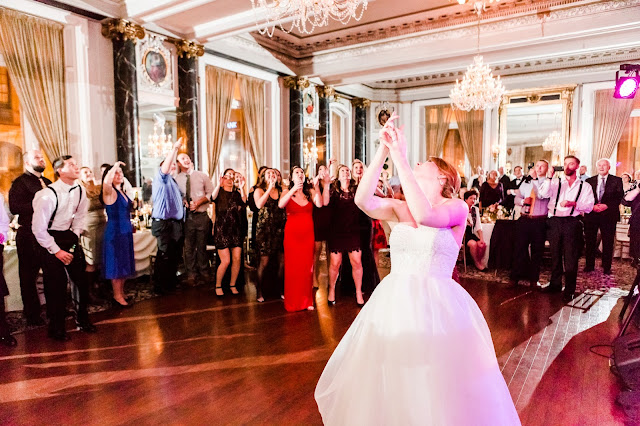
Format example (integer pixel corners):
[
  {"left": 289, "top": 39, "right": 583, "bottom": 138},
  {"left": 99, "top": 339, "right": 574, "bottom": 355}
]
[{"left": 314, "top": 114, "right": 520, "bottom": 426}]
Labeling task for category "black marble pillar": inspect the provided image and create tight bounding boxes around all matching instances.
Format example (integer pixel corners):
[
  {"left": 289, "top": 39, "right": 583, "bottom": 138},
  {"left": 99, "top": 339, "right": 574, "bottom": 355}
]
[
  {"left": 289, "top": 88, "right": 304, "bottom": 169},
  {"left": 112, "top": 38, "right": 141, "bottom": 187},
  {"left": 354, "top": 103, "right": 368, "bottom": 162},
  {"left": 317, "top": 94, "right": 330, "bottom": 165},
  {"left": 177, "top": 55, "right": 199, "bottom": 170}
]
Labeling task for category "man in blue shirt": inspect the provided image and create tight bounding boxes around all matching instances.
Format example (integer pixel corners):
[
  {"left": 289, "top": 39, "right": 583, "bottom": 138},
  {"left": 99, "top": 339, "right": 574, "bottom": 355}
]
[{"left": 151, "top": 139, "right": 184, "bottom": 294}]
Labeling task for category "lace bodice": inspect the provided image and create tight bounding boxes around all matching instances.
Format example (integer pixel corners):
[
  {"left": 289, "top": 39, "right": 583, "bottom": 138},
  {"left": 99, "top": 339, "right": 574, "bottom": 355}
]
[{"left": 389, "top": 224, "right": 460, "bottom": 278}]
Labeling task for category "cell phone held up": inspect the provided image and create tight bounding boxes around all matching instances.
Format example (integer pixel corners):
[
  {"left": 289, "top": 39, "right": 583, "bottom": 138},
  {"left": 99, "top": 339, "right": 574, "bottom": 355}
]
[{"left": 553, "top": 166, "right": 564, "bottom": 172}]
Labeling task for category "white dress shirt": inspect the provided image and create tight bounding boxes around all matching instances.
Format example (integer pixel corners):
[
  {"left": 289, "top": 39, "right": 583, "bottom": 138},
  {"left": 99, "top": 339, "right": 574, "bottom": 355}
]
[
  {"left": 514, "top": 177, "right": 550, "bottom": 216},
  {"left": 0, "top": 193, "right": 9, "bottom": 242},
  {"left": 32, "top": 179, "right": 88, "bottom": 254},
  {"left": 538, "top": 176, "right": 595, "bottom": 217}
]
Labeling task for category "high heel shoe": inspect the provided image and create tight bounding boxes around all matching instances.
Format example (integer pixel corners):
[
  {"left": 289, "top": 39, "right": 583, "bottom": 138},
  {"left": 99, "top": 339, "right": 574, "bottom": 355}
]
[
  {"left": 215, "top": 286, "right": 224, "bottom": 297},
  {"left": 112, "top": 298, "right": 131, "bottom": 308},
  {"left": 229, "top": 285, "right": 239, "bottom": 295},
  {"left": 327, "top": 298, "right": 336, "bottom": 306},
  {"left": 356, "top": 292, "right": 365, "bottom": 308}
]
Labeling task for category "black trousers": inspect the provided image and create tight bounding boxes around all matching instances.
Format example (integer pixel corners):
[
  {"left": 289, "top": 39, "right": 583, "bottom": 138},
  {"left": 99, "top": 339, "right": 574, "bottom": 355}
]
[
  {"left": 151, "top": 219, "right": 183, "bottom": 292},
  {"left": 510, "top": 216, "right": 546, "bottom": 284},
  {"left": 16, "top": 227, "right": 44, "bottom": 321},
  {"left": 584, "top": 215, "right": 617, "bottom": 272},
  {"left": 41, "top": 230, "right": 90, "bottom": 333},
  {"left": 547, "top": 216, "right": 583, "bottom": 295},
  {"left": 183, "top": 212, "right": 211, "bottom": 276}
]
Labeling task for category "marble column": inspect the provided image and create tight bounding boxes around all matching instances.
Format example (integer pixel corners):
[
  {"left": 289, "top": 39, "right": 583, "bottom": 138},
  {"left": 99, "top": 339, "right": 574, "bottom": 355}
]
[
  {"left": 284, "top": 76, "right": 309, "bottom": 170},
  {"left": 102, "top": 19, "right": 145, "bottom": 187},
  {"left": 174, "top": 40, "right": 204, "bottom": 170},
  {"left": 352, "top": 97, "right": 371, "bottom": 163},
  {"left": 316, "top": 85, "right": 334, "bottom": 165}
]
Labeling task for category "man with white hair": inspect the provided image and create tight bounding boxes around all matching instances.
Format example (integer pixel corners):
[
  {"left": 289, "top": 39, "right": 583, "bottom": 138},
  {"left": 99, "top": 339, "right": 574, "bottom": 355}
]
[
  {"left": 8, "top": 150, "right": 51, "bottom": 326},
  {"left": 584, "top": 158, "right": 623, "bottom": 275}
]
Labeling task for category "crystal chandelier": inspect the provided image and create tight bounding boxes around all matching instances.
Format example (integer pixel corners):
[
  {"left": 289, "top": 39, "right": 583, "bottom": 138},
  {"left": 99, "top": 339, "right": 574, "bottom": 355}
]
[
  {"left": 147, "top": 113, "right": 173, "bottom": 158},
  {"left": 450, "top": 6, "right": 505, "bottom": 111},
  {"left": 250, "top": 0, "right": 368, "bottom": 37},
  {"left": 542, "top": 131, "right": 562, "bottom": 152}
]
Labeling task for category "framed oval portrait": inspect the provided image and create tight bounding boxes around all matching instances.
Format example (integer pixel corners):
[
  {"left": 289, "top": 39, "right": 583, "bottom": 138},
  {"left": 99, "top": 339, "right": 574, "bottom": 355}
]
[{"left": 143, "top": 49, "right": 168, "bottom": 85}]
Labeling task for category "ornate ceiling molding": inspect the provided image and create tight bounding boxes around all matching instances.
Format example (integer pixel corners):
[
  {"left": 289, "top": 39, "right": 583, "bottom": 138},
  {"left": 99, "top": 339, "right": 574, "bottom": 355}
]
[
  {"left": 296, "top": 0, "right": 640, "bottom": 67},
  {"left": 316, "top": 85, "right": 336, "bottom": 98},
  {"left": 253, "top": 0, "right": 609, "bottom": 59},
  {"left": 368, "top": 47, "right": 640, "bottom": 90}
]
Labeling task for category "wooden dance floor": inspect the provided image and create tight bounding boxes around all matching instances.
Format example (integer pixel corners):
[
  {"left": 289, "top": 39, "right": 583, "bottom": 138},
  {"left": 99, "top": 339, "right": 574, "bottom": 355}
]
[{"left": 0, "top": 270, "right": 631, "bottom": 425}]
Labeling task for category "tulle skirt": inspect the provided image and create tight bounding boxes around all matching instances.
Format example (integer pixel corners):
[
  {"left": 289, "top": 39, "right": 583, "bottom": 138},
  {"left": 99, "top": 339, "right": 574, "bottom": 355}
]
[{"left": 315, "top": 270, "right": 521, "bottom": 426}]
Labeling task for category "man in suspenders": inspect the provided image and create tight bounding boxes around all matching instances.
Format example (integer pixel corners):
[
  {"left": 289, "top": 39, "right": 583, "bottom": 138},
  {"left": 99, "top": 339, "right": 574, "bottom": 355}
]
[
  {"left": 538, "top": 155, "right": 595, "bottom": 303},
  {"left": 32, "top": 156, "right": 97, "bottom": 341}
]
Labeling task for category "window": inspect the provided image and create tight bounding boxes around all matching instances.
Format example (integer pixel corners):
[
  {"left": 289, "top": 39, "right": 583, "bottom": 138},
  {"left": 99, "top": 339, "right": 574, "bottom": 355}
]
[{"left": 0, "top": 68, "right": 10, "bottom": 106}]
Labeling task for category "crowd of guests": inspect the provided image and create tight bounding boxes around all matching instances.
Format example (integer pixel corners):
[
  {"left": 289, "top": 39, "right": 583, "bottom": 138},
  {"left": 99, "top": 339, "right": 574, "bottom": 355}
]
[
  {"left": 3, "top": 140, "right": 635, "bottom": 347},
  {"left": 0, "top": 142, "right": 394, "bottom": 346},
  {"left": 462, "top": 156, "right": 639, "bottom": 304}
]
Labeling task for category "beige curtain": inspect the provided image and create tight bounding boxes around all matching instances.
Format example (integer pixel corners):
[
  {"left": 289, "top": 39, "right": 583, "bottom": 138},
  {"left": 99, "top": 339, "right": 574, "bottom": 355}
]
[
  {"left": 425, "top": 105, "right": 453, "bottom": 157},
  {"left": 238, "top": 74, "right": 265, "bottom": 170},
  {"left": 0, "top": 8, "right": 68, "bottom": 161},
  {"left": 454, "top": 109, "right": 484, "bottom": 169},
  {"left": 592, "top": 89, "right": 634, "bottom": 171},
  {"left": 205, "top": 66, "right": 237, "bottom": 177}
]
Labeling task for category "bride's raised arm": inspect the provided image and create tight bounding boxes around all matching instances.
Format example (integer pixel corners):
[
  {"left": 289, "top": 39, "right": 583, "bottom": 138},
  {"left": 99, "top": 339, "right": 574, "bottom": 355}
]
[
  {"left": 381, "top": 118, "right": 468, "bottom": 229},
  {"left": 354, "top": 137, "right": 400, "bottom": 222}
]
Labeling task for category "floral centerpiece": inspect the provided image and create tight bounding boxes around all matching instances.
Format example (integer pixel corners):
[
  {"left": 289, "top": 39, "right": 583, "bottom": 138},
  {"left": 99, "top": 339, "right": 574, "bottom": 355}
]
[{"left": 481, "top": 204, "right": 510, "bottom": 223}]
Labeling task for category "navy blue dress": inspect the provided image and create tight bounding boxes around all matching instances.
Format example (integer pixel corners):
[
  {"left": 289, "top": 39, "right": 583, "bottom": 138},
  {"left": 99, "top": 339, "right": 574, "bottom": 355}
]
[{"left": 103, "top": 191, "right": 135, "bottom": 280}]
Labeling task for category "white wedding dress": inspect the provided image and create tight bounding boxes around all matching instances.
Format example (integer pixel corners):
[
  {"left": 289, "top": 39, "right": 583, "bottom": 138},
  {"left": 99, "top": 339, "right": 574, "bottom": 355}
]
[{"left": 315, "top": 224, "right": 521, "bottom": 426}]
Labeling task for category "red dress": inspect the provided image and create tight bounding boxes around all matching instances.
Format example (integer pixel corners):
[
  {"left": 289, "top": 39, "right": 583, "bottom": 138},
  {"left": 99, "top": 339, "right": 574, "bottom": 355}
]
[{"left": 284, "top": 200, "right": 315, "bottom": 312}]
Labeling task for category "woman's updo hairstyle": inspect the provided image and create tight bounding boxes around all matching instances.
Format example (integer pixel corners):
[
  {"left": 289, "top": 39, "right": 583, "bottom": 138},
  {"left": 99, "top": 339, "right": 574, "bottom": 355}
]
[{"left": 428, "top": 157, "right": 461, "bottom": 199}]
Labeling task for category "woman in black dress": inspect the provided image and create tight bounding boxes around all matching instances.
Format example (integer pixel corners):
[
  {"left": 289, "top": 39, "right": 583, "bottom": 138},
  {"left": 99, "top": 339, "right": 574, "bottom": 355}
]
[
  {"left": 253, "top": 168, "right": 287, "bottom": 302},
  {"left": 248, "top": 166, "right": 268, "bottom": 266},
  {"left": 327, "top": 164, "right": 364, "bottom": 306},
  {"left": 211, "top": 168, "right": 246, "bottom": 296},
  {"left": 479, "top": 170, "right": 503, "bottom": 210},
  {"left": 313, "top": 165, "right": 332, "bottom": 286}
]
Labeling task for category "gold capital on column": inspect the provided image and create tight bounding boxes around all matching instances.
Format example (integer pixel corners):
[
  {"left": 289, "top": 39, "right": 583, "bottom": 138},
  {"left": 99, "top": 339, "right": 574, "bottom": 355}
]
[
  {"left": 101, "top": 18, "right": 145, "bottom": 42},
  {"left": 316, "top": 85, "right": 336, "bottom": 99},
  {"left": 351, "top": 97, "right": 371, "bottom": 108},
  {"left": 283, "top": 76, "right": 310, "bottom": 90},
  {"left": 172, "top": 39, "right": 205, "bottom": 58}
]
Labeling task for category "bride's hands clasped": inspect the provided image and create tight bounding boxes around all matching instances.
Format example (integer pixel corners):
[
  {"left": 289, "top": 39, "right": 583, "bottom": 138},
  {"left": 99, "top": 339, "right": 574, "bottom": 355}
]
[{"left": 378, "top": 113, "right": 406, "bottom": 159}]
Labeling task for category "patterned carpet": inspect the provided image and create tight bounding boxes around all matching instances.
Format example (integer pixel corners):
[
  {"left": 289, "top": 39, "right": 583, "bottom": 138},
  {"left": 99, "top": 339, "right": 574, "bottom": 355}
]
[{"left": 457, "top": 257, "right": 636, "bottom": 292}]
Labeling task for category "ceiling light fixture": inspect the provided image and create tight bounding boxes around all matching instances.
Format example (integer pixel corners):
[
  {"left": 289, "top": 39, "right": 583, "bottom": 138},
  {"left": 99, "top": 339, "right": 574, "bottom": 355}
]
[
  {"left": 449, "top": 2, "right": 505, "bottom": 111},
  {"left": 250, "top": 0, "right": 368, "bottom": 37}
]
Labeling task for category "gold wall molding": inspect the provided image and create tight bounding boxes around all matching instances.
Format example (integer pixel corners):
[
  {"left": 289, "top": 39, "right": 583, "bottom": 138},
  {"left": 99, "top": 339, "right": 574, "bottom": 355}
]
[
  {"left": 283, "top": 76, "right": 310, "bottom": 90},
  {"left": 172, "top": 39, "right": 205, "bottom": 58},
  {"left": 316, "top": 85, "right": 335, "bottom": 99},
  {"left": 351, "top": 97, "right": 371, "bottom": 108},
  {"left": 101, "top": 18, "right": 145, "bottom": 42}
]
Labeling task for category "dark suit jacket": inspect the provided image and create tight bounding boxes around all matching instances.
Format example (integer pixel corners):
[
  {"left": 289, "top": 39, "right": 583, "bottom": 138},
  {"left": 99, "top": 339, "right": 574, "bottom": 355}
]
[{"left": 585, "top": 174, "right": 623, "bottom": 222}]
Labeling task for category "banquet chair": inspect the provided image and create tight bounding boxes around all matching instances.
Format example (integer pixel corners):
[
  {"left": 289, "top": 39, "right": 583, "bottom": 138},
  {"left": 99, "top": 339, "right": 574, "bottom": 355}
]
[{"left": 614, "top": 224, "right": 631, "bottom": 259}]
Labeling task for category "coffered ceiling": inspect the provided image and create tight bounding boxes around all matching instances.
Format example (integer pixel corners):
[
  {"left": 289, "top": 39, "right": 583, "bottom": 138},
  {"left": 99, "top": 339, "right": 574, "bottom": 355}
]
[{"left": 48, "top": 0, "right": 640, "bottom": 94}]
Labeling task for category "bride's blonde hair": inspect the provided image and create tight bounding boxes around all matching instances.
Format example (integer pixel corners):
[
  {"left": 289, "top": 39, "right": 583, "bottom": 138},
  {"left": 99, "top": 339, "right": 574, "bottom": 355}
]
[{"left": 429, "top": 157, "right": 461, "bottom": 199}]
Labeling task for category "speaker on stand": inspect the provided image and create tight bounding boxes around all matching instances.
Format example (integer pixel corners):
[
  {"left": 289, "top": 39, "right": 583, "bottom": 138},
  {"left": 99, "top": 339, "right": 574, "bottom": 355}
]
[{"left": 612, "top": 259, "right": 640, "bottom": 422}]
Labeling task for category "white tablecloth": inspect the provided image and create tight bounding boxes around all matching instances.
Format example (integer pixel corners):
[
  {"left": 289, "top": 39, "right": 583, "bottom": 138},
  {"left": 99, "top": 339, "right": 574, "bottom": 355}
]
[
  {"left": 479, "top": 223, "right": 494, "bottom": 268},
  {"left": 2, "top": 230, "right": 157, "bottom": 312}
]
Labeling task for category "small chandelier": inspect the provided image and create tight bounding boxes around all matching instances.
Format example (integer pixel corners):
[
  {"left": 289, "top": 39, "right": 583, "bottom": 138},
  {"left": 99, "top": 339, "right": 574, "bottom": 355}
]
[
  {"left": 147, "top": 113, "right": 173, "bottom": 158},
  {"left": 456, "top": 0, "right": 500, "bottom": 15},
  {"left": 250, "top": 0, "right": 368, "bottom": 37},
  {"left": 542, "top": 131, "right": 562, "bottom": 152},
  {"left": 450, "top": 4, "right": 505, "bottom": 111}
]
